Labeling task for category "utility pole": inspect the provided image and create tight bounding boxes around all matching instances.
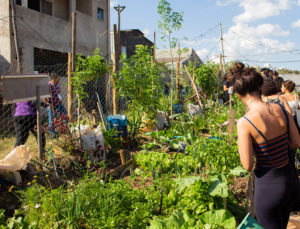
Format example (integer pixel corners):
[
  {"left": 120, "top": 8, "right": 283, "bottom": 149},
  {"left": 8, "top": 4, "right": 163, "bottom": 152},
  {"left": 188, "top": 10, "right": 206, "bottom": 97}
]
[
  {"left": 153, "top": 32, "right": 156, "bottom": 62},
  {"left": 219, "top": 22, "right": 226, "bottom": 73},
  {"left": 112, "top": 5, "right": 126, "bottom": 115}
]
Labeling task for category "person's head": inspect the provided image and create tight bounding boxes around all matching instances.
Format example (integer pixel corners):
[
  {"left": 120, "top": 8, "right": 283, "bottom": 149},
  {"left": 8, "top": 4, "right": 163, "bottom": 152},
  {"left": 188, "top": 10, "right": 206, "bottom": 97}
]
[
  {"left": 224, "top": 72, "right": 232, "bottom": 82},
  {"left": 230, "top": 63, "right": 263, "bottom": 98},
  {"left": 262, "top": 78, "right": 278, "bottom": 96},
  {"left": 282, "top": 80, "right": 295, "bottom": 93},
  {"left": 260, "top": 68, "right": 268, "bottom": 78},
  {"left": 274, "top": 77, "right": 284, "bottom": 93},
  {"left": 235, "top": 62, "right": 245, "bottom": 69},
  {"left": 50, "top": 72, "right": 59, "bottom": 84},
  {"left": 272, "top": 71, "right": 279, "bottom": 79}
]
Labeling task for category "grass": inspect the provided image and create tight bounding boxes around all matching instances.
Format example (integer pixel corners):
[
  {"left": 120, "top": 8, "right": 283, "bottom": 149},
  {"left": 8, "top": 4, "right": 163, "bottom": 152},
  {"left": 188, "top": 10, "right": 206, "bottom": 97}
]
[{"left": 0, "top": 134, "right": 66, "bottom": 160}]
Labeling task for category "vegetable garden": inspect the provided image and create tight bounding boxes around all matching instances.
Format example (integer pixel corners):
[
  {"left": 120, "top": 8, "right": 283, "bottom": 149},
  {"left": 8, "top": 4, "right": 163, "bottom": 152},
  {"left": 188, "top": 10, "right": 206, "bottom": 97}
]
[{"left": 0, "top": 1, "right": 253, "bottom": 228}]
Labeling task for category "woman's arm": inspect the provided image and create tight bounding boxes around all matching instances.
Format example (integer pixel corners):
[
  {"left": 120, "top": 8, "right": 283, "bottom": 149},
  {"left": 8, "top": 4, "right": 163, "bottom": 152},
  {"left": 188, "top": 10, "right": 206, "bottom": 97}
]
[
  {"left": 237, "top": 119, "right": 255, "bottom": 171},
  {"left": 223, "top": 84, "right": 229, "bottom": 92},
  {"left": 280, "top": 96, "right": 292, "bottom": 114},
  {"left": 287, "top": 110, "right": 300, "bottom": 149}
]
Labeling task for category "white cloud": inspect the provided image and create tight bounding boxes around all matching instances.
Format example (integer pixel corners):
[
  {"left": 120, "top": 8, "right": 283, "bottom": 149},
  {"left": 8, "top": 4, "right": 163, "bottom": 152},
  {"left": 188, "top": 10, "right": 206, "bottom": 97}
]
[
  {"left": 142, "top": 29, "right": 151, "bottom": 37},
  {"left": 298, "top": 0, "right": 300, "bottom": 6},
  {"left": 233, "top": 0, "right": 291, "bottom": 23},
  {"left": 110, "top": 0, "right": 118, "bottom": 8},
  {"left": 223, "top": 23, "right": 295, "bottom": 63},
  {"left": 292, "top": 19, "right": 300, "bottom": 28},
  {"left": 196, "top": 48, "right": 210, "bottom": 60},
  {"left": 229, "top": 23, "right": 290, "bottom": 38}
]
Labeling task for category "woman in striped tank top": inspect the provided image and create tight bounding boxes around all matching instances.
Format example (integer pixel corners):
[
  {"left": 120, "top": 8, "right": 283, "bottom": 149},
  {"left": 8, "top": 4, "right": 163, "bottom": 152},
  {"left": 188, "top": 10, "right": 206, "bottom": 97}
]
[{"left": 230, "top": 64, "right": 300, "bottom": 229}]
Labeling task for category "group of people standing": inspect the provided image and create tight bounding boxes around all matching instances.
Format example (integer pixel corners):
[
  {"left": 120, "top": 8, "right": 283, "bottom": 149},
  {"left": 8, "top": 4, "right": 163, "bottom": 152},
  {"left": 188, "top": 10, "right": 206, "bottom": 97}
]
[
  {"left": 229, "top": 63, "right": 300, "bottom": 228},
  {"left": 13, "top": 73, "right": 67, "bottom": 151}
]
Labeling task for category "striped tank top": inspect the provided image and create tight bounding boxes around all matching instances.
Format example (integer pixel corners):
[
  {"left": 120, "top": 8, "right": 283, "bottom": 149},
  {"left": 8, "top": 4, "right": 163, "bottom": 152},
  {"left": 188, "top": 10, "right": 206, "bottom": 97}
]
[{"left": 243, "top": 104, "right": 289, "bottom": 169}]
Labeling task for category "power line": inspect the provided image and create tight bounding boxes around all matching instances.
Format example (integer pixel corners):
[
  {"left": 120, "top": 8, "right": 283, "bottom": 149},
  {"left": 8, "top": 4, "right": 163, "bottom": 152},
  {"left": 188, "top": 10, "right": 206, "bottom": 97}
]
[
  {"left": 223, "top": 39, "right": 300, "bottom": 64},
  {"left": 229, "top": 29, "right": 300, "bottom": 55},
  {"left": 188, "top": 24, "right": 219, "bottom": 42}
]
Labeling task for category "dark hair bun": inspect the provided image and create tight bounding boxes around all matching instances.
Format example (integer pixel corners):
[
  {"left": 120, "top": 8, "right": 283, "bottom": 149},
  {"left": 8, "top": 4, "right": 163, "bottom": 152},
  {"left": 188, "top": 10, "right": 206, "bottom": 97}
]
[{"left": 230, "top": 62, "right": 263, "bottom": 96}]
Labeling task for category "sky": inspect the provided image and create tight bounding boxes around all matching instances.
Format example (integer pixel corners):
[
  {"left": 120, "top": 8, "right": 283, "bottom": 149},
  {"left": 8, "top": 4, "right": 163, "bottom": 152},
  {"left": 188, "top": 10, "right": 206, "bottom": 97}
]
[{"left": 110, "top": 0, "right": 300, "bottom": 70}]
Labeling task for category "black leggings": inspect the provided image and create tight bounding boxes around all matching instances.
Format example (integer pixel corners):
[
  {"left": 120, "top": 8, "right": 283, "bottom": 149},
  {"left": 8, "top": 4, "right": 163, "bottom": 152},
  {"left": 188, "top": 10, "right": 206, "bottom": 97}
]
[
  {"left": 254, "top": 163, "right": 300, "bottom": 229},
  {"left": 14, "top": 115, "right": 46, "bottom": 149}
]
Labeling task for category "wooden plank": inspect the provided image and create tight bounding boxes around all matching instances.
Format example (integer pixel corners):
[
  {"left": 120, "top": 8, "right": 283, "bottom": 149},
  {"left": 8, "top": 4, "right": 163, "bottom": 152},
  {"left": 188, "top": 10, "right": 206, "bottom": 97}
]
[{"left": 108, "top": 159, "right": 134, "bottom": 177}]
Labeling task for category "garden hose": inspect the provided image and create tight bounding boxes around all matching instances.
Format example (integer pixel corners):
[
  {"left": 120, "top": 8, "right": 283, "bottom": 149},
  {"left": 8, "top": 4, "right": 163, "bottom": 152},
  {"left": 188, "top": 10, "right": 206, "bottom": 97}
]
[{"left": 47, "top": 150, "right": 59, "bottom": 179}]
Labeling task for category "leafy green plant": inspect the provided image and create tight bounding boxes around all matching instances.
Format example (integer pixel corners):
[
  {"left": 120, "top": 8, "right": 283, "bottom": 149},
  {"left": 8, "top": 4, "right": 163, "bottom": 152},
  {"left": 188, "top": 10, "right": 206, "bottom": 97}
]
[
  {"left": 73, "top": 49, "right": 108, "bottom": 100},
  {"left": 192, "top": 63, "right": 219, "bottom": 98},
  {"left": 117, "top": 45, "right": 164, "bottom": 119}
]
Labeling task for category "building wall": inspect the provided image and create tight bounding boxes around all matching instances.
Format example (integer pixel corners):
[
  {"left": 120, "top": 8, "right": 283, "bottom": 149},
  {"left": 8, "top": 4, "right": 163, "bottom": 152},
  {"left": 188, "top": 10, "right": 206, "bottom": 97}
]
[
  {"left": 0, "top": 0, "right": 12, "bottom": 76},
  {"left": 1, "top": 0, "right": 110, "bottom": 74}
]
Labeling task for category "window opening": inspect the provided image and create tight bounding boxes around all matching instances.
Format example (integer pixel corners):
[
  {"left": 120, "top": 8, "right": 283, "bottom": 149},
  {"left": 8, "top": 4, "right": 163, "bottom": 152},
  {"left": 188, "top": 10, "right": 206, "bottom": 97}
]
[
  {"left": 28, "top": 0, "right": 40, "bottom": 12},
  {"left": 97, "top": 8, "right": 104, "bottom": 20}
]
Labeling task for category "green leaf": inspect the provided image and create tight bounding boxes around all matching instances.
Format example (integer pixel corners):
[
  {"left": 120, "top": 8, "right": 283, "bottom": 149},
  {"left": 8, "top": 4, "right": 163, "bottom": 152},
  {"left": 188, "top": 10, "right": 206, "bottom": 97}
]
[
  {"left": 199, "top": 210, "right": 236, "bottom": 229},
  {"left": 149, "top": 219, "right": 166, "bottom": 229},
  {"left": 208, "top": 175, "right": 228, "bottom": 198},
  {"left": 229, "top": 166, "right": 248, "bottom": 177},
  {"left": 175, "top": 176, "right": 202, "bottom": 193}
]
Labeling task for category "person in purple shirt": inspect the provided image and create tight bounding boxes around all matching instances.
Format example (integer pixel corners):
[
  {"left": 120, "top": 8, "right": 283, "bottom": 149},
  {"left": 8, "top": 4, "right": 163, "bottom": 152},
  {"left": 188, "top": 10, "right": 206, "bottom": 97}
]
[
  {"left": 44, "top": 73, "right": 67, "bottom": 138},
  {"left": 14, "top": 101, "right": 45, "bottom": 149}
]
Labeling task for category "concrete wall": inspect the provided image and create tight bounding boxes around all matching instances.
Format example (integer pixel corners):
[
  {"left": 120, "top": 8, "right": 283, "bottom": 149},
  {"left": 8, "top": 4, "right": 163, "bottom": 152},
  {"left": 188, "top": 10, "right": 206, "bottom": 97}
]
[
  {"left": 0, "top": 0, "right": 12, "bottom": 76},
  {"left": 53, "top": 0, "right": 69, "bottom": 20},
  {"left": 4, "top": 0, "right": 110, "bottom": 74}
]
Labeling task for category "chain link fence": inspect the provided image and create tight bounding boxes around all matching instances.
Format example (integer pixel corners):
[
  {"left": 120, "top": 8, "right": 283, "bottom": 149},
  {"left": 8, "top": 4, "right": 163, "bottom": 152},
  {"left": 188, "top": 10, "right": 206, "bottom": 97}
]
[{"left": 0, "top": 58, "right": 113, "bottom": 159}]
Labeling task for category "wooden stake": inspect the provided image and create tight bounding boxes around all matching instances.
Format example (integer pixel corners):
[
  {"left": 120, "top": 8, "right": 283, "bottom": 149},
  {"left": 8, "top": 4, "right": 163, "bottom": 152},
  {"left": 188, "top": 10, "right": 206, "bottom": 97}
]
[
  {"left": 10, "top": 0, "right": 21, "bottom": 73},
  {"left": 67, "top": 53, "right": 74, "bottom": 121},
  {"left": 97, "top": 102, "right": 107, "bottom": 131},
  {"left": 184, "top": 65, "right": 203, "bottom": 110},
  {"left": 36, "top": 86, "right": 43, "bottom": 160},
  {"left": 176, "top": 44, "right": 181, "bottom": 103},
  {"left": 176, "top": 62, "right": 180, "bottom": 103},
  {"left": 113, "top": 24, "right": 119, "bottom": 115},
  {"left": 72, "top": 12, "right": 77, "bottom": 72}
]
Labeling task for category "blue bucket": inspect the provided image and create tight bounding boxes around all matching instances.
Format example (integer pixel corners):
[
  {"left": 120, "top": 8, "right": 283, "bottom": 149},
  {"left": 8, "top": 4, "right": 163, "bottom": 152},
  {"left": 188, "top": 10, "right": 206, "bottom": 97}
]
[
  {"left": 107, "top": 115, "right": 128, "bottom": 137},
  {"left": 237, "top": 213, "right": 264, "bottom": 229}
]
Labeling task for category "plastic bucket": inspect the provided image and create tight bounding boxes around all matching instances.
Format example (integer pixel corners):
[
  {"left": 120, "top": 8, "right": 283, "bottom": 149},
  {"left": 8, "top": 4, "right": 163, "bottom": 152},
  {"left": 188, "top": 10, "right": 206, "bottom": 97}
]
[
  {"left": 237, "top": 213, "right": 264, "bottom": 229},
  {"left": 107, "top": 115, "right": 128, "bottom": 137}
]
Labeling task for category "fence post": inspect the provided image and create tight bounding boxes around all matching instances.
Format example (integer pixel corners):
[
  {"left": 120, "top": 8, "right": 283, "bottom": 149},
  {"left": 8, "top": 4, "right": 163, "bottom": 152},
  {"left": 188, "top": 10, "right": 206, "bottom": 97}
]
[
  {"left": 36, "top": 86, "right": 43, "bottom": 160},
  {"left": 113, "top": 24, "right": 119, "bottom": 115},
  {"left": 67, "top": 53, "right": 73, "bottom": 121}
]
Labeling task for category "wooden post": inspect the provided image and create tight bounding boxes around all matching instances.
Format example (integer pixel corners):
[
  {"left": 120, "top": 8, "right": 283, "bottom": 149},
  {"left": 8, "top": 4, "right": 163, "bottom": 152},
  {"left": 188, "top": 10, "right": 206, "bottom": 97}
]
[
  {"left": 184, "top": 65, "right": 203, "bottom": 110},
  {"left": 36, "top": 86, "right": 43, "bottom": 160},
  {"left": 113, "top": 24, "right": 119, "bottom": 115},
  {"left": 10, "top": 0, "right": 21, "bottom": 73},
  {"left": 176, "top": 44, "right": 181, "bottom": 103},
  {"left": 219, "top": 22, "right": 226, "bottom": 73},
  {"left": 176, "top": 62, "right": 180, "bottom": 103},
  {"left": 153, "top": 32, "right": 156, "bottom": 62},
  {"left": 67, "top": 53, "right": 73, "bottom": 120},
  {"left": 72, "top": 12, "right": 77, "bottom": 72}
]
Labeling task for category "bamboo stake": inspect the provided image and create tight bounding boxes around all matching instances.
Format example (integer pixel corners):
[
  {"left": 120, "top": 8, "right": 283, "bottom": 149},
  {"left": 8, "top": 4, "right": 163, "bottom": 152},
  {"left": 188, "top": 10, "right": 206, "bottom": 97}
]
[{"left": 184, "top": 65, "right": 203, "bottom": 110}]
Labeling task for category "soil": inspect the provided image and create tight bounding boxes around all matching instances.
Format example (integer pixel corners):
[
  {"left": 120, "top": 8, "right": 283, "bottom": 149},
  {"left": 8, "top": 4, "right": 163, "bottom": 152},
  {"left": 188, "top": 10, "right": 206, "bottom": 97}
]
[{"left": 229, "top": 176, "right": 248, "bottom": 207}]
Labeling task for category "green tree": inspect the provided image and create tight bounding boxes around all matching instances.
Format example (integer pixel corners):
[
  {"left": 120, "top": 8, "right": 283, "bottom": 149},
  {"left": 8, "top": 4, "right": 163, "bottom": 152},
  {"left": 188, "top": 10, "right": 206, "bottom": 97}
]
[
  {"left": 158, "top": 0, "right": 184, "bottom": 112},
  {"left": 193, "top": 63, "right": 219, "bottom": 98},
  {"left": 73, "top": 49, "right": 108, "bottom": 100},
  {"left": 116, "top": 45, "right": 163, "bottom": 119}
]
